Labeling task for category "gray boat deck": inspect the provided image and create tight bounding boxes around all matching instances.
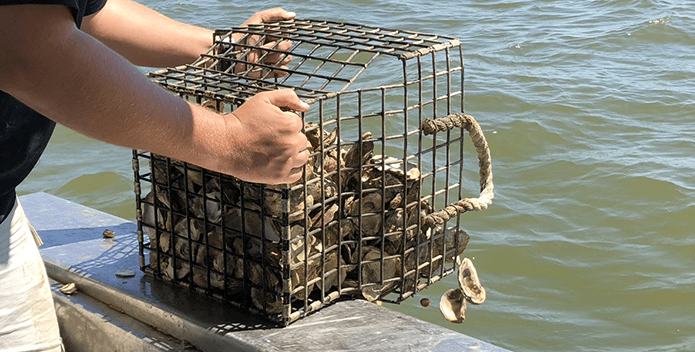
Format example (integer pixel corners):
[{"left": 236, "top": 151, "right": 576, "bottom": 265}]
[{"left": 21, "top": 192, "right": 509, "bottom": 352}]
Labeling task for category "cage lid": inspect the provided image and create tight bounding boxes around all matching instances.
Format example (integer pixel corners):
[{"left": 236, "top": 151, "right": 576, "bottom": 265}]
[{"left": 147, "top": 19, "right": 460, "bottom": 104}]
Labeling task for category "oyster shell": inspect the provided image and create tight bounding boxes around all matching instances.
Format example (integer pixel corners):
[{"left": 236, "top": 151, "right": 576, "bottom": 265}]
[
  {"left": 160, "top": 255, "right": 190, "bottom": 281},
  {"left": 382, "top": 208, "right": 407, "bottom": 251},
  {"left": 246, "top": 261, "right": 281, "bottom": 290},
  {"left": 203, "top": 174, "right": 221, "bottom": 197},
  {"left": 192, "top": 267, "right": 225, "bottom": 290},
  {"left": 358, "top": 166, "right": 404, "bottom": 207},
  {"left": 186, "top": 195, "right": 221, "bottom": 224},
  {"left": 304, "top": 122, "right": 324, "bottom": 149},
  {"left": 340, "top": 152, "right": 427, "bottom": 249},
  {"left": 59, "top": 283, "right": 77, "bottom": 295},
  {"left": 318, "top": 149, "right": 343, "bottom": 179},
  {"left": 250, "top": 287, "right": 283, "bottom": 314},
  {"left": 205, "top": 224, "right": 224, "bottom": 250},
  {"left": 291, "top": 258, "right": 319, "bottom": 300},
  {"left": 201, "top": 99, "right": 225, "bottom": 112},
  {"left": 228, "top": 235, "right": 244, "bottom": 256},
  {"left": 428, "top": 229, "right": 470, "bottom": 275},
  {"left": 151, "top": 156, "right": 183, "bottom": 191},
  {"left": 166, "top": 189, "right": 186, "bottom": 215},
  {"left": 220, "top": 178, "right": 240, "bottom": 204},
  {"left": 305, "top": 123, "right": 342, "bottom": 180},
  {"left": 156, "top": 232, "right": 172, "bottom": 254},
  {"left": 173, "top": 217, "right": 204, "bottom": 242},
  {"left": 142, "top": 192, "right": 173, "bottom": 250},
  {"left": 457, "top": 257, "right": 486, "bottom": 305},
  {"left": 361, "top": 285, "right": 386, "bottom": 302},
  {"left": 227, "top": 254, "right": 244, "bottom": 280},
  {"left": 320, "top": 250, "right": 348, "bottom": 291},
  {"left": 289, "top": 225, "right": 323, "bottom": 300},
  {"left": 346, "top": 192, "right": 383, "bottom": 237},
  {"left": 173, "top": 235, "right": 190, "bottom": 261},
  {"left": 340, "top": 132, "right": 375, "bottom": 190},
  {"left": 324, "top": 219, "right": 356, "bottom": 249},
  {"left": 244, "top": 236, "right": 283, "bottom": 263},
  {"left": 305, "top": 123, "right": 338, "bottom": 151},
  {"left": 262, "top": 176, "right": 334, "bottom": 224},
  {"left": 153, "top": 155, "right": 218, "bottom": 197},
  {"left": 309, "top": 203, "right": 339, "bottom": 230},
  {"left": 368, "top": 155, "right": 423, "bottom": 207},
  {"left": 439, "top": 288, "right": 466, "bottom": 323},
  {"left": 206, "top": 248, "right": 223, "bottom": 273},
  {"left": 183, "top": 168, "right": 203, "bottom": 195},
  {"left": 239, "top": 183, "right": 263, "bottom": 202},
  {"left": 290, "top": 225, "right": 321, "bottom": 265},
  {"left": 355, "top": 246, "right": 401, "bottom": 301},
  {"left": 224, "top": 203, "right": 281, "bottom": 242},
  {"left": 169, "top": 235, "right": 206, "bottom": 266},
  {"left": 343, "top": 132, "right": 374, "bottom": 169}
]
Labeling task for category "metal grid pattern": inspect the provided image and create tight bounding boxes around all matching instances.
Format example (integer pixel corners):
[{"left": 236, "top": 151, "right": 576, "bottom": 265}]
[
  {"left": 134, "top": 19, "right": 470, "bottom": 325},
  {"left": 148, "top": 19, "right": 461, "bottom": 104}
]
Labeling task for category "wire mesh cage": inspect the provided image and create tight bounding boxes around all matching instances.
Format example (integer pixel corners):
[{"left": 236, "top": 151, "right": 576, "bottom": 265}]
[{"left": 133, "top": 19, "right": 493, "bottom": 325}]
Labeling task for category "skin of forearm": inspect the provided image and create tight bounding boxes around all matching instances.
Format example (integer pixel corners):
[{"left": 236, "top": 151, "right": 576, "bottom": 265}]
[
  {"left": 81, "top": 0, "right": 214, "bottom": 67},
  {"left": 0, "top": 5, "right": 233, "bottom": 174}
]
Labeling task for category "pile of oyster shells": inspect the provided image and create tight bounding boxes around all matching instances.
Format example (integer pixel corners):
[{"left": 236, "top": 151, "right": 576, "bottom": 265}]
[{"left": 141, "top": 121, "right": 471, "bottom": 315}]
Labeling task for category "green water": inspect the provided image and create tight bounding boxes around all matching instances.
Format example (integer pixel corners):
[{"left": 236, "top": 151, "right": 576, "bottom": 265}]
[{"left": 18, "top": 1, "right": 695, "bottom": 351}]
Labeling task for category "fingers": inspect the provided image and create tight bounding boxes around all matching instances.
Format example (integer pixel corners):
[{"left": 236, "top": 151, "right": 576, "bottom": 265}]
[
  {"left": 265, "top": 140, "right": 308, "bottom": 185},
  {"left": 236, "top": 7, "right": 295, "bottom": 54},
  {"left": 263, "top": 89, "right": 310, "bottom": 112},
  {"left": 256, "top": 8, "right": 296, "bottom": 23},
  {"left": 250, "top": 40, "right": 293, "bottom": 65},
  {"left": 294, "top": 147, "right": 310, "bottom": 168},
  {"left": 232, "top": 8, "right": 296, "bottom": 79},
  {"left": 280, "top": 115, "right": 309, "bottom": 184},
  {"left": 284, "top": 148, "right": 310, "bottom": 184},
  {"left": 261, "top": 40, "right": 293, "bottom": 66},
  {"left": 242, "top": 8, "right": 296, "bottom": 27},
  {"left": 234, "top": 38, "right": 292, "bottom": 78}
]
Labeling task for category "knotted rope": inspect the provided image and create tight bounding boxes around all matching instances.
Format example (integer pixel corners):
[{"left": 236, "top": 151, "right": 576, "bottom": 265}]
[{"left": 421, "top": 113, "right": 494, "bottom": 229}]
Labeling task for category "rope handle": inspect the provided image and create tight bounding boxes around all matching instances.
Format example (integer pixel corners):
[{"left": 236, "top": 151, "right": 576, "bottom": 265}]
[{"left": 421, "top": 113, "right": 494, "bottom": 229}]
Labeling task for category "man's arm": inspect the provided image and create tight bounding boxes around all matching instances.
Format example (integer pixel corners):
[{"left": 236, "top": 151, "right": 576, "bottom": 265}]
[
  {"left": 81, "top": 0, "right": 295, "bottom": 68},
  {"left": 81, "top": 0, "right": 213, "bottom": 67},
  {"left": 0, "top": 4, "right": 309, "bottom": 184}
]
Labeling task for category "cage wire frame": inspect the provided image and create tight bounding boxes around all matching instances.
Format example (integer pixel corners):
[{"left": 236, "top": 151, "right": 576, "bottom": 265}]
[{"left": 133, "top": 19, "right": 486, "bottom": 326}]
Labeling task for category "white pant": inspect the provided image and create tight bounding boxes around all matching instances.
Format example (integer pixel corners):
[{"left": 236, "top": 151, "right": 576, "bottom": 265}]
[{"left": 0, "top": 199, "right": 62, "bottom": 352}]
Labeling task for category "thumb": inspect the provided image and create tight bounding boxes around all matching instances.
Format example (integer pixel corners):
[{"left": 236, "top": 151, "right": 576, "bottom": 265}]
[{"left": 264, "top": 89, "right": 310, "bottom": 112}]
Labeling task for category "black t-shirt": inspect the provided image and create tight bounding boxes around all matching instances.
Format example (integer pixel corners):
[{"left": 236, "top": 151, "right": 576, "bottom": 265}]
[{"left": 0, "top": 0, "right": 107, "bottom": 223}]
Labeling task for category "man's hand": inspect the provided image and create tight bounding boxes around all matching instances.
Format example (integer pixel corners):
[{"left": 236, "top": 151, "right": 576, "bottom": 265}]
[
  {"left": 222, "top": 89, "right": 310, "bottom": 184},
  {"left": 233, "top": 8, "right": 296, "bottom": 78}
]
